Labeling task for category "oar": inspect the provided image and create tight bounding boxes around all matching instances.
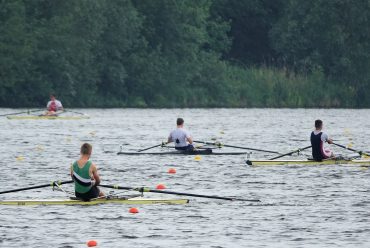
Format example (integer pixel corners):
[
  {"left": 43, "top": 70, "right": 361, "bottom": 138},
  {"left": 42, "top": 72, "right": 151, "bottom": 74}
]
[
  {"left": 0, "top": 180, "right": 73, "bottom": 195},
  {"left": 0, "top": 109, "right": 44, "bottom": 117},
  {"left": 137, "top": 144, "right": 163, "bottom": 152},
  {"left": 100, "top": 184, "right": 260, "bottom": 202},
  {"left": 332, "top": 142, "right": 370, "bottom": 156},
  {"left": 269, "top": 145, "right": 312, "bottom": 160},
  {"left": 194, "top": 140, "right": 279, "bottom": 154},
  {"left": 63, "top": 109, "right": 86, "bottom": 116}
]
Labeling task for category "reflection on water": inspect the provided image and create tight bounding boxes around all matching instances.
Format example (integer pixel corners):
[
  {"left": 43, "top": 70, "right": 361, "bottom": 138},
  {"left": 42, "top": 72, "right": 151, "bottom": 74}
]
[{"left": 0, "top": 108, "right": 370, "bottom": 247}]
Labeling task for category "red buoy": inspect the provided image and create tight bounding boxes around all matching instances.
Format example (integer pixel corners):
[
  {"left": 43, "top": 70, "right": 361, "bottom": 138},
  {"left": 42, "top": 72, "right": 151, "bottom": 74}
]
[
  {"left": 168, "top": 168, "right": 176, "bottom": 174},
  {"left": 129, "top": 207, "right": 139, "bottom": 214},
  {"left": 156, "top": 184, "right": 166, "bottom": 190},
  {"left": 87, "top": 240, "right": 97, "bottom": 247}
]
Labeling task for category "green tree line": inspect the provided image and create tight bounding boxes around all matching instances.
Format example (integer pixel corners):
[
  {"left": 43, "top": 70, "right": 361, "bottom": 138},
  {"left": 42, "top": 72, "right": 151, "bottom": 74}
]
[{"left": 1, "top": 0, "right": 369, "bottom": 108}]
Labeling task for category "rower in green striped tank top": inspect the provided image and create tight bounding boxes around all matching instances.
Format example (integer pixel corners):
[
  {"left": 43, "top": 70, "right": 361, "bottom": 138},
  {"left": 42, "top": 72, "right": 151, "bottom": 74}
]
[{"left": 70, "top": 143, "right": 104, "bottom": 200}]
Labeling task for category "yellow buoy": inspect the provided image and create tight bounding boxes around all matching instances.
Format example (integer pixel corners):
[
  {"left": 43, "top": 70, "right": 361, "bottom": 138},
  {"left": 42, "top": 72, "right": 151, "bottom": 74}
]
[
  {"left": 16, "top": 156, "right": 24, "bottom": 161},
  {"left": 194, "top": 155, "right": 201, "bottom": 161}
]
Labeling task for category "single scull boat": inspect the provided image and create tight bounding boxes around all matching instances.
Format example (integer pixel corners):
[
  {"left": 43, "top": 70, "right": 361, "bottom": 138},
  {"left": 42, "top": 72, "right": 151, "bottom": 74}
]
[{"left": 246, "top": 158, "right": 370, "bottom": 166}]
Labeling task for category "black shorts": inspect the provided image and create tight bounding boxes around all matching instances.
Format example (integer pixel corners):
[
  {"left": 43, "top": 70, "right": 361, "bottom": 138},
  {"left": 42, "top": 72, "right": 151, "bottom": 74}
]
[
  {"left": 175, "top": 144, "right": 194, "bottom": 151},
  {"left": 75, "top": 186, "right": 100, "bottom": 201}
]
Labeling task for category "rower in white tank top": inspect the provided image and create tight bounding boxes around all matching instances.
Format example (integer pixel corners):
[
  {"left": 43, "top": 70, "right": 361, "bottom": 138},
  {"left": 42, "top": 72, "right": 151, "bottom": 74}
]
[{"left": 167, "top": 118, "right": 194, "bottom": 150}]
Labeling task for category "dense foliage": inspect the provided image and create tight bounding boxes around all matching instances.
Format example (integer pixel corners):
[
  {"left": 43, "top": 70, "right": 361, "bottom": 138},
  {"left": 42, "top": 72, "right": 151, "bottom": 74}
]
[{"left": 1, "top": 0, "right": 369, "bottom": 107}]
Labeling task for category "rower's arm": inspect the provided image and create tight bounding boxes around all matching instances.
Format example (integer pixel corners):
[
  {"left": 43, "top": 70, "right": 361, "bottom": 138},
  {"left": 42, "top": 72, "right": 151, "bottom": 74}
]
[
  {"left": 70, "top": 164, "right": 74, "bottom": 180},
  {"left": 186, "top": 130, "right": 193, "bottom": 144},
  {"left": 58, "top": 103, "right": 64, "bottom": 111},
  {"left": 91, "top": 163, "right": 101, "bottom": 186}
]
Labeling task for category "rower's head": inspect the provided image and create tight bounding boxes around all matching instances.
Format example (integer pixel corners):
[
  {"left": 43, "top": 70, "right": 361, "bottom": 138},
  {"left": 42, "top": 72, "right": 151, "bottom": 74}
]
[
  {"left": 315, "top": 119, "right": 323, "bottom": 130},
  {"left": 50, "top": 94, "right": 56, "bottom": 101},
  {"left": 80, "top": 143, "right": 92, "bottom": 156},
  {"left": 177, "top": 118, "right": 184, "bottom": 127}
]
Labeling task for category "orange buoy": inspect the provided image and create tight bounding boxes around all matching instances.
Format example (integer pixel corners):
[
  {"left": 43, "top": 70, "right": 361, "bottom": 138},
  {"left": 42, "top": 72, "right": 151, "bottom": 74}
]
[
  {"left": 156, "top": 184, "right": 166, "bottom": 190},
  {"left": 129, "top": 207, "right": 139, "bottom": 214},
  {"left": 168, "top": 168, "right": 176, "bottom": 174},
  {"left": 87, "top": 240, "right": 98, "bottom": 247}
]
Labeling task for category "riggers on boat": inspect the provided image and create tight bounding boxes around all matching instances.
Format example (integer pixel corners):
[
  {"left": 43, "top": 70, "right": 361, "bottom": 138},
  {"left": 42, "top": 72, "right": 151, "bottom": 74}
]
[
  {"left": 0, "top": 196, "right": 189, "bottom": 206},
  {"left": 117, "top": 149, "right": 249, "bottom": 155},
  {"left": 246, "top": 158, "right": 370, "bottom": 166}
]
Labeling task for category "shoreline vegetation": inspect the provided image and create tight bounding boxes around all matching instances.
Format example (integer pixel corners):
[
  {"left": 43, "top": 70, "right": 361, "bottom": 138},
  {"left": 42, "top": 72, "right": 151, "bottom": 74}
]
[{"left": 1, "top": 1, "right": 369, "bottom": 108}]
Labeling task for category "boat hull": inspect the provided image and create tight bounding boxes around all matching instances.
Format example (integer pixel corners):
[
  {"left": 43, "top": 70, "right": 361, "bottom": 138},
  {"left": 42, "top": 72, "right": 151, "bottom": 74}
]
[
  {"left": 0, "top": 197, "right": 189, "bottom": 206},
  {"left": 7, "top": 115, "right": 90, "bottom": 120},
  {"left": 246, "top": 159, "right": 370, "bottom": 166}
]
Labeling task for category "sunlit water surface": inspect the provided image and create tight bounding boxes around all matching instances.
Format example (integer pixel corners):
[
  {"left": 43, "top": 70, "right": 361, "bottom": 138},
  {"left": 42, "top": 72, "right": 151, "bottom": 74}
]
[{"left": 0, "top": 108, "right": 370, "bottom": 248}]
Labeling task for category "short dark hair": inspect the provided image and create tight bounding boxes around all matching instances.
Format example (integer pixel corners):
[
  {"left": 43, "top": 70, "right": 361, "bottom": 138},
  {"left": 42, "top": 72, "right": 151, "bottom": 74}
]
[
  {"left": 81, "top": 143, "right": 92, "bottom": 155},
  {"left": 315, "top": 119, "right": 323, "bottom": 129},
  {"left": 177, "top": 118, "right": 184, "bottom": 126}
]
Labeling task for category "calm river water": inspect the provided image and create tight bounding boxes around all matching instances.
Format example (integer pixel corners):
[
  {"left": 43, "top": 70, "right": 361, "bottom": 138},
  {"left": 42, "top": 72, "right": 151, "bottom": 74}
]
[{"left": 0, "top": 108, "right": 370, "bottom": 248}]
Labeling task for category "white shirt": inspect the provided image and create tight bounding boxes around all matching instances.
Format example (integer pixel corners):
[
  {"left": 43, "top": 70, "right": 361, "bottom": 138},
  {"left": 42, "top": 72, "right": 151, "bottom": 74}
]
[
  {"left": 47, "top": 100, "right": 63, "bottom": 109},
  {"left": 168, "top": 128, "right": 191, "bottom": 147},
  {"left": 313, "top": 130, "right": 329, "bottom": 142}
]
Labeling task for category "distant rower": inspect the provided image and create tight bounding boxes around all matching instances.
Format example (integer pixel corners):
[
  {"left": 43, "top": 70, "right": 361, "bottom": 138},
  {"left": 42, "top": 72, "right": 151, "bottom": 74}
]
[
  {"left": 310, "top": 119, "right": 334, "bottom": 161},
  {"left": 167, "top": 118, "right": 194, "bottom": 151},
  {"left": 70, "top": 143, "right": 104, "bottom": 201},
  {"left": 46, "top": 94, "right": 63, "bottom": 115}
]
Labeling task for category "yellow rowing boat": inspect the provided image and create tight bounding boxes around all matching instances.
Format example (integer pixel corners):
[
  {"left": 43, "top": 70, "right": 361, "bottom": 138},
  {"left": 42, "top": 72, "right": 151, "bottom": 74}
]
[
  {"left": 7, "top": 115, "right": 90, "bottom": 120},
  {"left": 246, "top": 158, "right": 370, "bottom": 166},
  {"left": 0, "top": 197, "right": 189, "bottom": 206}
]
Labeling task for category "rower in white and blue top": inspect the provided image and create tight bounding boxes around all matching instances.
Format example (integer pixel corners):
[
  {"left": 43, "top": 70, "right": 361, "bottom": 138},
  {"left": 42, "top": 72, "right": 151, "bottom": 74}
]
[{"left": 167, "top": 118, "right": 194, "bottom": 151}]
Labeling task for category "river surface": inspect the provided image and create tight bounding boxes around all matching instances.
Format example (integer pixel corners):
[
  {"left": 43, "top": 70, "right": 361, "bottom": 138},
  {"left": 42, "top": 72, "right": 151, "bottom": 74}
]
[{"left": 0, "top": 108, "right": 370, "bottom": 248}]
